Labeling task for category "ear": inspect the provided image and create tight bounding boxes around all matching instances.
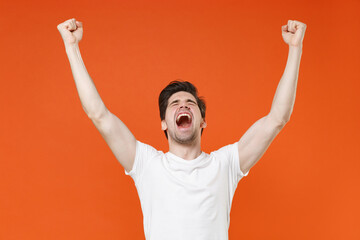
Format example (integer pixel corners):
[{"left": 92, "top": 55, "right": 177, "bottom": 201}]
[
  {"left": 201, "top": 119, "right": 207, "bottom": 129},
  {"left": 161, "top": 120, "right": 168, "bottom": 131}
]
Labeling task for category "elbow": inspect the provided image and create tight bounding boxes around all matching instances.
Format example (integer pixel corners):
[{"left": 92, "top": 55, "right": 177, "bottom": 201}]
[
  {"left": 281, "top": 116, "right": 290, "bottom": 125},
  {"left": 87, "top": 111, "right": 106, "bottom": 121},
  {"left": 274, "top": 119, "right": 288, "bottom": 130},
  {"left": 280, "top": 119, "right": 289, "bottom": 128},
  {"left": 267, "top": 113, "right": 290, "bottom": 129},
  {"left": 269, "top": 108, "right": 292, "bottom": 126},
  {"left": 277, "top": 114, "right": 290, "bottom": 127},
  {"left": 86, "top": 107, "right": 109, "bottom": 121}
]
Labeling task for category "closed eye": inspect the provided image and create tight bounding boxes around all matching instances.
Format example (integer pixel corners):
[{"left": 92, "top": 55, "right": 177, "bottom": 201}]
[
  {"left": 169, "top": 99, "right": 197, "bottom": 107},
  {"left": 169, "top": 100, "right": 179, "bottom": 106},
  {"left": 187, "top": 100, "right": 197, "bottom": 105}
]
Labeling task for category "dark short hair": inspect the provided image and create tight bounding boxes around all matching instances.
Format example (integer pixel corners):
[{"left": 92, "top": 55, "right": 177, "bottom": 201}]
[{"left": 159, "top": 80, "right": 206, "bottom": 138}]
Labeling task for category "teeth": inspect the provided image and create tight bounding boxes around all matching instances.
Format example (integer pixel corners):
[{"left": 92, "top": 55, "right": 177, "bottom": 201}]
[{"left": 176, "top": 113, "right": 191, "bottom": 122}]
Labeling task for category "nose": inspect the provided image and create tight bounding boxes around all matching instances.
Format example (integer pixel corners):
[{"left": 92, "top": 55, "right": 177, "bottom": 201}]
[{"left": 180, "top": 105, "right": 190, "bottom": 109}]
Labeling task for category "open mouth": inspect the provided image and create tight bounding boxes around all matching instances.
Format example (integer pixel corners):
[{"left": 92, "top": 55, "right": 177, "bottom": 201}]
[{"left": 176, "top": 112, "right": 192, "bottom": 128}]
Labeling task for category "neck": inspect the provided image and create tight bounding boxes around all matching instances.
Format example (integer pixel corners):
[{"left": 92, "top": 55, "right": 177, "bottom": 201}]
[{"left": 168, "top": 136, "right": 202, "bottom": 160}]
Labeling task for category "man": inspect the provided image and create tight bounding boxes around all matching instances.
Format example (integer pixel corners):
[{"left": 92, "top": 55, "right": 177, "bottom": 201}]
[{"left": 57, "top": 18, "right": 306, "bottom": 240}]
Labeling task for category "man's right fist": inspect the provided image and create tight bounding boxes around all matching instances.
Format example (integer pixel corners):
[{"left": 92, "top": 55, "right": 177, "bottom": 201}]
[{"left": 57, "top": 18, "right": 83, "bottom": 46}]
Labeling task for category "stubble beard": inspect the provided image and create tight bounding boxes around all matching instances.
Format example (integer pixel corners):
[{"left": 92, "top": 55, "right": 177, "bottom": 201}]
[{"left": 170, "top": 128, "right": 198, "bottom": 145}]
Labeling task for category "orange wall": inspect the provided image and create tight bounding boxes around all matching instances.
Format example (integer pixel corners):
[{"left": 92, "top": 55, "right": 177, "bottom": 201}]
[{"left": 0, "top": 0, "right": 359, "bottom": 239}]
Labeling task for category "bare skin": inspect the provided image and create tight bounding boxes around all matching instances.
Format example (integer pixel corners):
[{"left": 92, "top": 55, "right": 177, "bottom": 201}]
[
  {"left": 57, "top": 18, "right": 306, "bottom": 174},
  {"left": 161, "top": 91, "right": 207, "bottom": 160},
  {"left": 57, "top": 19, "right": 136, "bottom": 172}
]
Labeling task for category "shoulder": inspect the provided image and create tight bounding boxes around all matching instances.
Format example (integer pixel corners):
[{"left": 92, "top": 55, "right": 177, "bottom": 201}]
[
  {"left": 125, "top": 140, "right": 164, "bottom": 178},
  {"left": 210, "top": 142, "right": 238, "bottom": 157},
  {"left": 136, "top": 140, "right": 164, "bottom": 158}
]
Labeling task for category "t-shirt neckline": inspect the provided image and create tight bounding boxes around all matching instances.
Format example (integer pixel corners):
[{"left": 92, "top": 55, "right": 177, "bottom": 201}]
[{"left": 165, "top": 151, "right": 206, "bottom": 165}]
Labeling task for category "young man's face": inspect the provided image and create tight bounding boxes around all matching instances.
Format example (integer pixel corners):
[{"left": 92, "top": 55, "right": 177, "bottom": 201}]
[{"left": 161, "top": 91, "right": 206, "bottom": 144}]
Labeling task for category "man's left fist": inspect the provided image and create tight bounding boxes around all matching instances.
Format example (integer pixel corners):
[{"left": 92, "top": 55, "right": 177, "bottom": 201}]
[{"left": 282, "top": 20, "right": 307, "bottom": 47}]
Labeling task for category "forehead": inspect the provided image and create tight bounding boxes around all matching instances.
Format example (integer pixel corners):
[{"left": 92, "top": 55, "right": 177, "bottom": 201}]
[{"left": 168, "top": 91, "right": 196, "bottom": 103}]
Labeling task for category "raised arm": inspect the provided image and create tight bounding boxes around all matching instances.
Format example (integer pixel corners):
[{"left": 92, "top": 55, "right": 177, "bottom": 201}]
[
  {"left": 57, "top": 18, "right": 136, "bottom": 172},
  {"left": 238, "top": 20, "right": 307, "bottom": 174}
]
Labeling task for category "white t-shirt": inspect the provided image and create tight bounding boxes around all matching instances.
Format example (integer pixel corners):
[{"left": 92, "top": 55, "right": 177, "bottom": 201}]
[{"left": 125, "top": 140, "right": 249, "bottom": 240}]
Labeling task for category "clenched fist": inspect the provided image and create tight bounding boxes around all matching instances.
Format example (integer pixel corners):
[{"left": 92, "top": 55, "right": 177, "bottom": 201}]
[
  {"left": 57, "top": 18, "right": 83, "bottom": 47},
  {"left": 282, "top": 20, "right": 307, "bottom": 47}
]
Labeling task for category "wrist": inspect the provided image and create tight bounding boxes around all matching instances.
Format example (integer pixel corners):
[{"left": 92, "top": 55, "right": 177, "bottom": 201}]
[
  {"left": 65, "top": 43, "right": 80, "bottom": 53},
  {"left": 289, "top": 44, "right": 303, "bottom": 52}
]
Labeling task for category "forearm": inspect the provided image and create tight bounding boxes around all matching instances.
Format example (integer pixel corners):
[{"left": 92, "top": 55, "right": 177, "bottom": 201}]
[
  {"left": 269, "top": 46, "right": 303, "bottom": 124},
  {"left": 65, "top": 44, "right": 107, "bottom": 119}
]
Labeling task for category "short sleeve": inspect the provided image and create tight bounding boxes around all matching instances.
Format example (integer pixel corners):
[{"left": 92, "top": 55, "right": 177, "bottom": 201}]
[
  {"left": 232, "top": 142, "right": 249, "bottom": 181},
  {"left": 213, "top": 142, "right": 249, "bottom": 187},
  {"left": 124, "top": 140, "right": 160, "bottom": 185}
]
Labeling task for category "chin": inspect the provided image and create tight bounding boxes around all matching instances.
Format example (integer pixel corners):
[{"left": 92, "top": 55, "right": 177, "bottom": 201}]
[{"left": 173, "top": 132, "right": 198, "bottom": 144}]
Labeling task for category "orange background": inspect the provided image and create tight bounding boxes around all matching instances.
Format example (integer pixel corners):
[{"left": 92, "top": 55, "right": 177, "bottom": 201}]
[{"left": 1, "top": 0, "right": 359, "bottom": 239}]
